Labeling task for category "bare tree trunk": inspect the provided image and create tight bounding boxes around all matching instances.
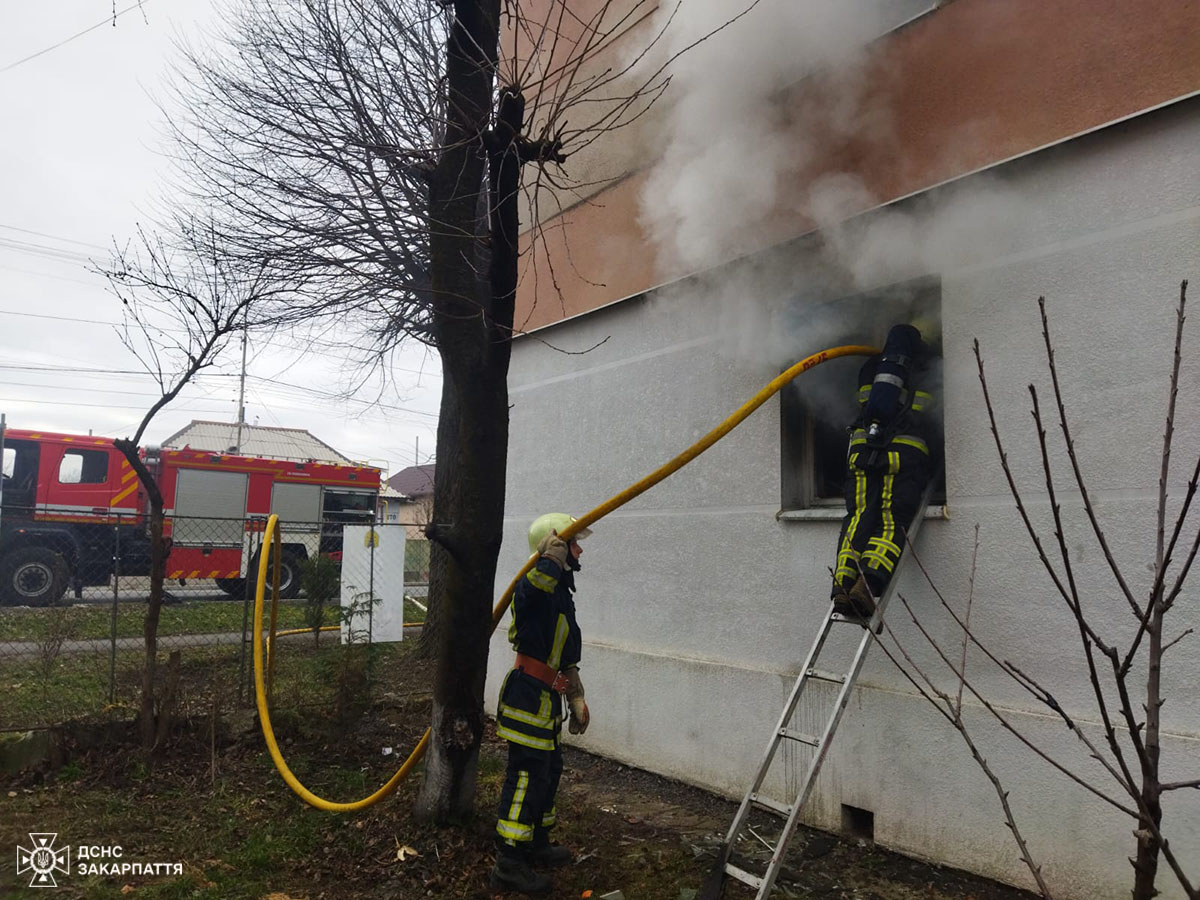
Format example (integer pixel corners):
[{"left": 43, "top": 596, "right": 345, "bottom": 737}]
[
  {"left": 114, "top": 439, "right": 171, "bottom": 752},
  {"left": 139, "top": 506, "right": 168, "bottom": 750},
  {"left": 416, "top": 0, "right": 506, "bottom": 822},
  {"left": 1132, "top": 594, "right": 1164, "bottom": 900}
]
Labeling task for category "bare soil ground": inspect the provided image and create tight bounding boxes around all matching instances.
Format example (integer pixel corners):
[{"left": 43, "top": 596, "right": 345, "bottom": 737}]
[{"left": 1, "top": 645, "right": 1038, "bottom": 900}]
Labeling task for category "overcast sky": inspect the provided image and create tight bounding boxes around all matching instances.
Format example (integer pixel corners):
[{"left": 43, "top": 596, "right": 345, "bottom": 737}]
[{"left": 0, "top": 0, "right": 441, "bottom": 476}]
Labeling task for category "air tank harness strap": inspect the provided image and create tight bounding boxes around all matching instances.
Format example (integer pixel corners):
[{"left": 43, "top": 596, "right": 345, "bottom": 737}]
[
  {"left": 514, "top": 653, "right": 569, "bottom": 694},
  {"left": 860, "top": 379, "right": 919, "bottom": 467}
]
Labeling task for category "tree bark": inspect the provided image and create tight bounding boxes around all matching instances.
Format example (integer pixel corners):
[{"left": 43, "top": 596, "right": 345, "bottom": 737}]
[
  {"left": 1132, "top": 595, "right": 1164, "bottom": 900},
  {"left": 115, "top": 438, "right": 170, "bottom": 752},
  {"left": 415, "top": 0, "right": 507, "bottom": 822}
]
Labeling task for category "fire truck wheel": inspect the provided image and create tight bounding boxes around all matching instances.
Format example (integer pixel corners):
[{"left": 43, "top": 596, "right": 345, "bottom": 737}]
[
  {"left": 275, "top": 553, "right": 302, "bottom": 600},
  {"left": 249, "top": 550, "right": 303, "bottom": 600},
  {"left": 0, "top": 547, "right": 70, "bottom": 607},
  {"left": 214, "top": 577, "right": 246, "bottom": 598}
]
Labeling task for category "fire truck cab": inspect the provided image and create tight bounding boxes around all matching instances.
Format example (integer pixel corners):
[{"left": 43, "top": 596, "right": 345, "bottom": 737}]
[{"left": 0, "top": 427, "right": 380, "bottom": 606}]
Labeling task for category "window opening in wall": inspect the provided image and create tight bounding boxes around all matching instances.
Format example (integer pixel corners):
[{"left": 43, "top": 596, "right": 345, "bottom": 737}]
[
  {"left": 841, "top": 803, "right": 875, "bottom": 842},
  {"left": 780, "top": 276, "right": 944, "bottom": 512},
  {"left": 58, "top": 448, "right": 109, "bottom": 485}
]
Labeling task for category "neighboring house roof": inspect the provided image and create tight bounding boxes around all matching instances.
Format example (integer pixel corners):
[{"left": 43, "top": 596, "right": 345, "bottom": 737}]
[
  {"left": 387, "top": 464, "right": 435, "bottom": 498},
  {"left": 379, "top": 484, "right": 406, "bottom": 500},
  {"left": 160, "top": 420, "right": 355, "bottom": 465}
]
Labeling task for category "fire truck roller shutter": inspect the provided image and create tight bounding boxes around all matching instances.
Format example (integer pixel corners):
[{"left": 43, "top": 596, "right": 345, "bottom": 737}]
[
  {"left": 172, "top": 469, "right": 249, "bottom": 548},
  {"left": 263, "top": 482, "right": 321, "bottom": 600},
  {"left": 270, "top": 482, "right": 322, "bottom": 534}
]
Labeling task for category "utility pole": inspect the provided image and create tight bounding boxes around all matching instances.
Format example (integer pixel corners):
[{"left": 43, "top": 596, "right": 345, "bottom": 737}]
[
  {"left": 234, "top": 315, "right": 248, "bottom": 454},
  {"left": 415, "top": 436, "right": 419, "bottom": 466},
  {"left": 0, "top": 413, "right": 7, "bottom": 516}
]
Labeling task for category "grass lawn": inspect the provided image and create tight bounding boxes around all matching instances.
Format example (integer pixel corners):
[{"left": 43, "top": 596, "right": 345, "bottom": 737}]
[
  {"left": 0, "top": 635, "right": 414, "bottom": 731},
  {"left": 0, "top": 592, "right": 425, "bottom": 645},
  {"left": 0, "top": 600, "right": 328, "bottom": 643}
]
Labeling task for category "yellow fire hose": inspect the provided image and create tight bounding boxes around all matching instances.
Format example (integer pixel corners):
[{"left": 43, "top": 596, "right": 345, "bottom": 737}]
[{"left": 253, "top": 343, "right": 877, "bottom": 811}]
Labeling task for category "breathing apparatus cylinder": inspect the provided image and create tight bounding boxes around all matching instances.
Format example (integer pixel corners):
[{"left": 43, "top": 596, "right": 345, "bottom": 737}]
[{"left": 863, "top": 323, "right": 923, "bottom": 448}]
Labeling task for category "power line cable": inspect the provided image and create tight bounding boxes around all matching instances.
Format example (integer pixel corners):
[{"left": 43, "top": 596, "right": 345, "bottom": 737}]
[
  {"left": 0, "top": 223, "right": 109, "bottom": 251},
  {"left": 0, "top": 308, "right": 120, "bottom": 327},
  {"left": 0, "top": 263, "right": 104, "bottom": 287},
  {"left": 0, "top": 379, "right": 224, "bottom": 399},
  {"left": 0, "top": 307, "right": 192, "bottom": 336},
  {"left": 0, "top": 395, "right": 230, "bottom": 412},
  {"left": 0, "top": 1, "right": 151, "bottom": 74},
  {"left": 250, "top": 374, "right": 438, "bottom": 418},
  {"left": 0, "top": 362, "right": 238, "bottom": 377}
]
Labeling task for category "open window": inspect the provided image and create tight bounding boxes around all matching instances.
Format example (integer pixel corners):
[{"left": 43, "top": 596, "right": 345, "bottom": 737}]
[
  {"left": 780, "top": 277, "right": 944, "bottom": 512},
  {"left": 58, "top": 448, "right": 110, "bottom": 485},
  {"left": 1, "top": 439, "right": 40, "bottom": 509}
]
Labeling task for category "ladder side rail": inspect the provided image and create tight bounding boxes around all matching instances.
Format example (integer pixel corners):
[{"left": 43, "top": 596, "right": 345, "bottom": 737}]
[
  {"left": 753, "top": 476, "right": 942, "bottom": 899},
  {"left": 717, "top": 611, "right": 838, "bottom": 852},
  {"left": 753, "top": 624, "right": 873, "bottom": 898},
  {"left": 782, "top": 477, "right": 940, "bottom": 824}
]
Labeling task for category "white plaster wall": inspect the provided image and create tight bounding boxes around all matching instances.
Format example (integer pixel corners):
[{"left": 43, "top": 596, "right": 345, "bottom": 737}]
[{"left": 488, "top": 101, "right": 1200, "bottom": 899}]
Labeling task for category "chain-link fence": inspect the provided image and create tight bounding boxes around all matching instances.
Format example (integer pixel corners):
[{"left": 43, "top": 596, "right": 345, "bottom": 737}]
[{"left": 0, "top": 511, "right": 428, "bottom": 732}]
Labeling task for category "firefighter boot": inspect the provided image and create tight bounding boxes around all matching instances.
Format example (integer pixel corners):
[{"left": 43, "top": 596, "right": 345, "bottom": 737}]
[
  {"left": 529, "top": 840, "right": 572, "bottom": 867},
  {"left": 490, "top": 852, "right": 552, "bottom": 894},
  {"left": 831, "top": 588, "right": 856, "bottom": 619},
  {"left": 847, "top": 576, "right": 877, "bottom": 622}
]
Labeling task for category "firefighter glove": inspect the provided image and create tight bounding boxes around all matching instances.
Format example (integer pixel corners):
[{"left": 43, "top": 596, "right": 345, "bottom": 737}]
[
  {"left": 536, "top": 530, "right": 570, "bottom": 569},
  {"left": 565, "top": 667, "right": 589, "bottom": 734},
  {"left": 568, "top": 698, "right": 590, "bottom": 734}
]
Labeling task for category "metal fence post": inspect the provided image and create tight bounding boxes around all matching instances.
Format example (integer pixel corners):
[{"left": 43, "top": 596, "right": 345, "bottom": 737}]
[
  {"left": 367, "top": 519, "right": 376, "bottom": 647},
  {"left": 109, "top": 514, "right": 121, "bottom": 705},
  {"left": 237, "top": 522, "right": 258, "bottom": 707}
]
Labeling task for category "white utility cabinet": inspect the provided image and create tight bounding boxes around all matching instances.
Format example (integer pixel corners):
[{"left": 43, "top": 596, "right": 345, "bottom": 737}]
[{"left": 339, "top": 524, "right": 406, "bottom": 644}]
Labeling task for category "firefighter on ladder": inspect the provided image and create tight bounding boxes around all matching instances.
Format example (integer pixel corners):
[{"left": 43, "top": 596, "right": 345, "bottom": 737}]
[
  {"left": 831, "top": 320, "right": 940, "bottom": 624},
  {"left": 491, "top": 513, "right": 592, "bottom": 895}
]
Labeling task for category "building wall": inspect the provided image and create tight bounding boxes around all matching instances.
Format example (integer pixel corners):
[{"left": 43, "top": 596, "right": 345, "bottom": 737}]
[
  {"left": 487, "top": 100, "right": 1200, "bottom": 898},
  {"left": 513, "top": 0, "right": 1200, "bottom": 330}
]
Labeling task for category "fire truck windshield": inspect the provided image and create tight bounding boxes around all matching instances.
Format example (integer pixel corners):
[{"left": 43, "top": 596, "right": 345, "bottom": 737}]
[{"left": 322, "top": 489, "right": 377, "bottom": 523}]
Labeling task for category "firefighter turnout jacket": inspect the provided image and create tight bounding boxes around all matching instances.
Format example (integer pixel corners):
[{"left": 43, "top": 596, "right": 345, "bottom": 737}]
[{"left": 498, "top": 556, "right": 582, "bottom": 751}]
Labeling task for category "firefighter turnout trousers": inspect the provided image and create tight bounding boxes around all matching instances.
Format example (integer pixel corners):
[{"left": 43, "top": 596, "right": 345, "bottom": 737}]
[
  {"left": 495, "top": 670, "right": 564, "bottom": 854},
  {"left": 833, "top": 441, "right": 931, "bottom": 598}
]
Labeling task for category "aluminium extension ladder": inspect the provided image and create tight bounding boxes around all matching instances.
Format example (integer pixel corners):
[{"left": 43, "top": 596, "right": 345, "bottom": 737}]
[{"left": 707, "top": 478, "right": 940, "bottom": 900}]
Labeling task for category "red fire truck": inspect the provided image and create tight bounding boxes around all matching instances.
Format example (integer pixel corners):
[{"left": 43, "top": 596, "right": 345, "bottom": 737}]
[{"left": 0, "top": 426, "right": 381, "bottom": 605}]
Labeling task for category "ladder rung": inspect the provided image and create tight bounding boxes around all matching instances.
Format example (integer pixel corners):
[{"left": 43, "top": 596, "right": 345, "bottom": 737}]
[
  {"left": 831, "top": 611, "right": 866, "bottom": 623},
  {"left": 806, "top": 668, "right": 847, "bottom": 685},
  {"left": 749, "top": 793, "right": 792, "bottom": 817},
  {"left": 779, "top": 727, "right": 819, "bottom": 746},
  {"left": 724, "top": 861, "right": 764, "bottom": 890}
]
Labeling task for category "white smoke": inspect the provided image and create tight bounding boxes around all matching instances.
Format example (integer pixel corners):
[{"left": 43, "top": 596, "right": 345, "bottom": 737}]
[
  {"left": 810, "top": 174, "right": 1036, "bottom": 292},
  {"left": 635, "top": 0, "right": 1034, "bottom": 374},
  {"left": 638, "top": 0, "right": 900, "bottom": 276}
]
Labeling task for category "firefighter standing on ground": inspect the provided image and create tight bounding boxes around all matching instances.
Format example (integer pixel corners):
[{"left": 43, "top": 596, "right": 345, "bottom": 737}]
[
  {"left": 831, "top": 321, "right": 940, "bottom": 623},
  {"left": 491, "top": 513, "right": 592, "bottom": 895}
]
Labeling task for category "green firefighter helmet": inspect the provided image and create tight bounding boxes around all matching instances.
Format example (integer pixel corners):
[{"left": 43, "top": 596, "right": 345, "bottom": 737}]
[
  {"left": 527, "top": 513, "right": 592, "bottom": 554},
  {"left": 909, "top": 315, "right": 942, "bottom": 352}
]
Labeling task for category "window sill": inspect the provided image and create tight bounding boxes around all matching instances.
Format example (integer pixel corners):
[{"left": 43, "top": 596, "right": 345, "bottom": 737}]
[{"left": 777, "top": 505, "right": 949, "bottom": 522}]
